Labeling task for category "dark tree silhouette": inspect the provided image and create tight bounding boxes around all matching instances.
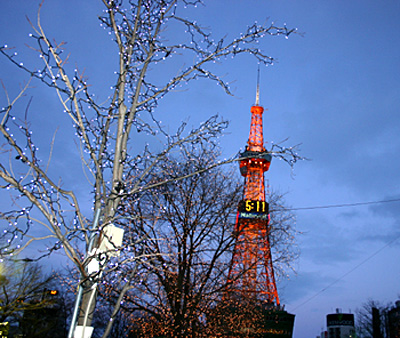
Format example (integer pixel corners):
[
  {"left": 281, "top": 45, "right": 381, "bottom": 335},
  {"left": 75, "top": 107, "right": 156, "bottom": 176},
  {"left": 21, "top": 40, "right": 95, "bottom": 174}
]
[
  {"left": 356, "top": 299, "right": 389, "bottom": 338},
  {"left": 95, "top": 144, "right": 297, "bottom": 338},
  {"left": 0, "top": 258, "right": 53, "bottom": 323}
]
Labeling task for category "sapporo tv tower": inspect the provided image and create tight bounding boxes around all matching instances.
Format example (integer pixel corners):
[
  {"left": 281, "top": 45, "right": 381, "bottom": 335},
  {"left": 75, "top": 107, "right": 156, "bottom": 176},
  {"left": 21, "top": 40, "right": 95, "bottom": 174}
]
[{"left": 222, "top": 72, "right": 295, "bottom": 337}]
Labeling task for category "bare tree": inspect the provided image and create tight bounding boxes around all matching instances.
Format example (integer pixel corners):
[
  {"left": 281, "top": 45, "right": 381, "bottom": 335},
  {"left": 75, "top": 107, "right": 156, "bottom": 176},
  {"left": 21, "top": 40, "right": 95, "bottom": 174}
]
[
  {"left": 0, "top": 258, "right": 53, "bottom": 323},
  {"left": 94, "top": 143, "right": 297, "bottom": 338},
  {"left": 0, "top": 0, "right": 300, "bottom": 336},
  {"left": 120, "top": 144, "right": 241, "bottom": 338},
  {"left": 268, "top": 189, "right": 299, "bottom": 279},
  {"left": 356, "top": 299, "right": 389, "bottom": 338}
]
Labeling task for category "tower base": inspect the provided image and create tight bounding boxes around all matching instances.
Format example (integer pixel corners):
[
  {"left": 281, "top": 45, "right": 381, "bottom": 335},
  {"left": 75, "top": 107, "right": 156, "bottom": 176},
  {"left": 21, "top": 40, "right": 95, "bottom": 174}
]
[{"left": 208, "top": 298, "right": 295, "bottom": 338}]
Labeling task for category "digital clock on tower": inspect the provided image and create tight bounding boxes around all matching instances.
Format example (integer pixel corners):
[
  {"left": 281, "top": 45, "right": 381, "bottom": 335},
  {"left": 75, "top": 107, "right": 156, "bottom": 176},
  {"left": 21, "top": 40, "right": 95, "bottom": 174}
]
[{"left": 238, "top": 200, "right": 269, "bottom": 214}]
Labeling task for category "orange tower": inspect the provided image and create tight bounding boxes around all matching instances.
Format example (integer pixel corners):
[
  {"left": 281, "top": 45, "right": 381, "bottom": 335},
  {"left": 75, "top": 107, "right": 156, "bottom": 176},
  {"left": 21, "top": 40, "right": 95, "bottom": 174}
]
[{"left": 227, "top": 78, "right": 279, "bottom": 306}]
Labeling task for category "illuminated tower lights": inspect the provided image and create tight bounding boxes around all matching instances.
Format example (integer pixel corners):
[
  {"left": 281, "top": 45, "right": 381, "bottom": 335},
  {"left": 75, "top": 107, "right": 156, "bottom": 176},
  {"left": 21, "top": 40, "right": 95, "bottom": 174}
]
[
  {"left": 214, "top": 75, "right": 295, "bottom": 338},
  {"left": 227, "top": 79, "right": 279, "bottom": 305}
]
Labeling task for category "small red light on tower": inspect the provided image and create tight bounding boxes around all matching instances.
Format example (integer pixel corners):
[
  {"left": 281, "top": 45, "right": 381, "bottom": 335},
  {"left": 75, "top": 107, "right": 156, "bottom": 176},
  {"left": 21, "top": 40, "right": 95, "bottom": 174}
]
[{"left": 250, "top": 105, "right": 264, "bottom": 115}]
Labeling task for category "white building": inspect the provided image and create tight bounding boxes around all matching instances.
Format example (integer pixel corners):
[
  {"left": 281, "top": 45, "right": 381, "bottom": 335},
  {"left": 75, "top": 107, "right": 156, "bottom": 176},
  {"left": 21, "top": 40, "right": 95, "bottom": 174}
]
[{"left": 326, "top": 309, "right": 355, "bottom": 338}]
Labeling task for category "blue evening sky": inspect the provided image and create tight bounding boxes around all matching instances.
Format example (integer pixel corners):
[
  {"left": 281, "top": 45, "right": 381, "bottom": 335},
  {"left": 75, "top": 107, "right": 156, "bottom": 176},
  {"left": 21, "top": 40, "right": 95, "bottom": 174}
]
[{"left": 1, "top": 1, "right": 400, "bottom": 337}]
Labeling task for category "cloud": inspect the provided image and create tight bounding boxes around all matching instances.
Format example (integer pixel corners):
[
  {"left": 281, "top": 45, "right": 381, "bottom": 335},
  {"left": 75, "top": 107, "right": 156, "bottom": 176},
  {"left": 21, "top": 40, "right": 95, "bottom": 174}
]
[
  {"left": 281, "top": 270, "right": 345, "bottom": 306},
  {"left": 370, "top": 195, "right": 400, "bottom": 218},
  {"left": 296, "top": 212, "right": 364, "bottom": 266}
]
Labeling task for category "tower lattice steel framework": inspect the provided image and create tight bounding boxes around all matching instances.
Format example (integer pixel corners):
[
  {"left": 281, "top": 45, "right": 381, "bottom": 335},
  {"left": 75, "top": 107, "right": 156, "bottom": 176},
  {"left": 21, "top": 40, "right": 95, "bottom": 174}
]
[{"left": 226, "top": 86, "right": 280, "bottom": 306}]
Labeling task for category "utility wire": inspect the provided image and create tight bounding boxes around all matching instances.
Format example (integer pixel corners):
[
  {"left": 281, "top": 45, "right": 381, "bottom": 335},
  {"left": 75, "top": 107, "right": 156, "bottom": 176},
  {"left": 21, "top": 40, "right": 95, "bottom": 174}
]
[
  {"left": 277, "top": 197, "right": 400, "bottom": 310},
  {"left": 272, "top": 197, "right": 400, "bottom": 310},
  {"left": 291, "top": 228, "right": 400, "bottom": 311},
  {"left": 276, "top": 198, "right": 400, "bottom": 211}
]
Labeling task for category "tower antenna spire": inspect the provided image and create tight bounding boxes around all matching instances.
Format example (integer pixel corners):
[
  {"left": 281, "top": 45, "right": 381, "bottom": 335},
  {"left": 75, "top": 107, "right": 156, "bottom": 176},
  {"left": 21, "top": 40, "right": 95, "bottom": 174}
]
[{"left": 255, "top": 65, "right": 261, "bottom": 106}]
